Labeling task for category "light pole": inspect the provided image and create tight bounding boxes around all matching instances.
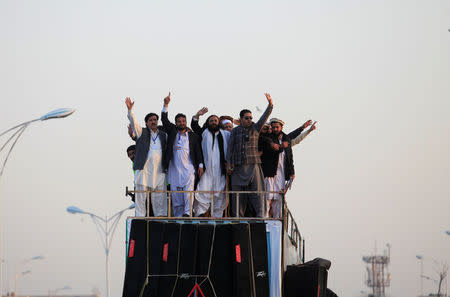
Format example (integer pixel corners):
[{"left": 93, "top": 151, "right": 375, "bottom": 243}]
[
  {"left": 48, "top": 285, "right": 71, "bottom": 297},
  {"left": 13, "top": 255, "right": 44, "bottom": 297},
  {"left": 417, "top": 255, "right": 424, "bottom": 297},
  {"left": 66, "top": 204, "right": 135, "bottom": 297},
  {"left": 12, "top": 270, "right": 31, "bottom": 297},
  {"left": 0, "top": 108, "right": 75, "bottom": 297}
]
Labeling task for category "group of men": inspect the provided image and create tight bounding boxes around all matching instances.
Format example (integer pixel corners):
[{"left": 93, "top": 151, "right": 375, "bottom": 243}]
[{"left": 125, "top": 92, "right": 316, "bottom": 218}]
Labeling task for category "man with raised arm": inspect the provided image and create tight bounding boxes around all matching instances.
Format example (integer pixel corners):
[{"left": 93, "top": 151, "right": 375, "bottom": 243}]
[
  {"left": 226, "top": 93, "right": 274, "bottom": 217},
  {"left": 161, "top": 93, "right": 204, "bottom": 217},
  {"left": 261, "top": 118, "right": 295, "bottom": 218},
  {"left": 191, "top": 108, "right": 231, "bottom": 217},
  {"left": 125, "top": 97, "right": 168, "bottom": 217}
]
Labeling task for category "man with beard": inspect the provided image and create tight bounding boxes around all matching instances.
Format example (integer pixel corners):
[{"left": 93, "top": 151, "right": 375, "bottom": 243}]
[
  {"left": 191, "top": 107, "right": 231, "bottom": 217},
  {"left": 261, "top": 118, "right": 295, "bottom": 218},
  {"left": 227, "top": 93, "right": 274, "bottom": 217},
  {"left": 126, "top": 97, "right": 168, "bottom": 217},
  {"left": 161, "top": 93, "right": 204, "bottom": 217}
]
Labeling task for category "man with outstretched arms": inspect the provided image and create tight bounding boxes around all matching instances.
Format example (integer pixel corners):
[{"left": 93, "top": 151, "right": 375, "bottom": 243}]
[
  {"left": 161, "top": 93, "right": 204, "bottom": 217},
  {"left": 261, "top": 118, "right": 295, "bottom": 218},
  {"left": 191, "top": 108, "right": 231, "bottom": 217},
  {"left": 126, "top": 97, "right": 168, "bottom": 217},
  {"left": 226, "top": 93, "right": 274, "bottom": 217}
]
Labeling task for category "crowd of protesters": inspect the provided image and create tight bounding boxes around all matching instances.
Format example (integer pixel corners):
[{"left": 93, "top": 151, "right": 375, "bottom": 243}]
[{"left": 125, "top": 92, "right": 316, "bottom": 218}]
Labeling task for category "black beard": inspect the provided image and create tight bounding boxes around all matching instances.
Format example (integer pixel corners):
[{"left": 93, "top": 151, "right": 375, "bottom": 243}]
[{"left": 208, "top": 124, "right": 219, "bottom": 132}]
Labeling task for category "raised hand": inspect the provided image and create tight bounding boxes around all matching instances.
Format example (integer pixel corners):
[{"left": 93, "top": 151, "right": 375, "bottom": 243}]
[
  {"left": 233, "top": 118, "right": 241, "bottom": 126},
  {"left": 163, "top": 92, "right": 171, "bottom": 106},
  {"left": 302, "top": 120, "right": 312, "bottom": 129},
  {"left": 125, "top": 97, "right": 134, "bottom": 110},
  {"left": 264, "top": 93, "right": 273, "bottom": 106},
  {"left": 310, "top": 121, "right": 317, "bottom": 131},
  {"left": 196, "top": 107, "right": 208, "bottom": 118}
]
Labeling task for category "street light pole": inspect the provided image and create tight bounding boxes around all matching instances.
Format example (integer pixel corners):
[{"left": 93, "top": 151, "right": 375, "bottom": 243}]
[
  {"left": 417, "top": 255, "right": 424, "bottom": 297},
  {"left": 13, "top": 255, "right": 44, "bottom": 297},
  {"left": 0, "top": 108, "right": 75, "bottom": 297},
  {"left": 48, "top": 285, "right": 71, "bottom": 297},
  {"left": 67, "top": 204, "right": 135, "bottom": 297},
  {"left": 13, "top": 270, "right": 31, "bottom": 297}
]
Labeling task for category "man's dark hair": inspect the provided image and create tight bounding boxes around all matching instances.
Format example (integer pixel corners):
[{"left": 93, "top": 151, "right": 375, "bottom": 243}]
[
  {"left": 144, "top": 113, "right": 159, "bottom": 122},
  {"left": 175, "top": 113, "right": 186, "bottom": 122},
  {"left": 126, "top": 145, "right": 136, "bottom": 153},
  {"left": 239, "top": 109, "right": 252, "bottom": 118},
  {"left": 204, "top": 115, "right": 220, "bottom": 132}
]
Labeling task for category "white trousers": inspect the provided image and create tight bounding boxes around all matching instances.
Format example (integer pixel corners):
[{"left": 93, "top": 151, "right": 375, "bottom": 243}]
[
  {"left": 266, "top": 198, "right": 282, "bottom": 219},
  {"left": 171, "top": 174, "right": 195, "bottom": 217},
  {"left": 135, "top": 184, "right": 167, "bottom": 217},
  {"left": 265, "top": 177, "right": 284, "bottom": 218},
  {"left": 194, "top": 194, "right": 227, "bottom": 217}
]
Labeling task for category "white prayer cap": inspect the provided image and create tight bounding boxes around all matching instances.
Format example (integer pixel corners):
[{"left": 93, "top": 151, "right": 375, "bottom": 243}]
[
  {"left": 269, "top": 118, "right": 285, "bottom": 126},
  {"left": 221, "top": 119, "right": 232, "bottom": 125}
]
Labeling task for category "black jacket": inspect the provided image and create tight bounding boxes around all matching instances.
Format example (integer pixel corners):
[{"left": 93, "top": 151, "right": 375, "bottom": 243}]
[
  {"left": 260, "top": 132, "right": 294, "bottom": 179},
  {"left": 133, "top": 128, "right": 168, "bottom": 171},
  {"left": 161, "top": 111, "right": 204, "bottom": 171}
]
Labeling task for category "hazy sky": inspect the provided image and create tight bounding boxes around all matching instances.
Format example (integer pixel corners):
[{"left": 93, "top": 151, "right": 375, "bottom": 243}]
[{"left": 1, "top": 1, "right": 449, "bottom": 297}]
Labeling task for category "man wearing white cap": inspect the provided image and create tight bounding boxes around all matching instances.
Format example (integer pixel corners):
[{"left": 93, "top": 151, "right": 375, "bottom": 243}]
[{"left": 261, "top": 117, "right": 295, "bottom": 218}]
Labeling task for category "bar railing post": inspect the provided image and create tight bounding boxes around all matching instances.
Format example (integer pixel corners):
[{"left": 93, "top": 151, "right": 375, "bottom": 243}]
[
  {"left": 236, "top": 192, "right": 240, "bottom": 218},
  {"left": 168, "top": 191, "right": 172, "bottom": 217},
  {"left": 260, "top": 191, "right": 265, "bottom": 218},
  {"left": 210, "top": 191, "right": 214, "bottom": 218},
  {"left": 189, "top": 191, "right": 193, "bottom": 217},
  {"left": 147, "top": 188, "right": 152, "bottom": 218}
]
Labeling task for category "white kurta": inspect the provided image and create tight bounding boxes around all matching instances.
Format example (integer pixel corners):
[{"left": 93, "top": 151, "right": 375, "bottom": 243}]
[
  {"left": 265, "top": 139, "right": 286, "bottom": 218},
  {"left": 194, "top": 129, "right": 230, "bottom": 217},
  {"left": 128, "top": 110, "right": 167, "bottom": 217},
  {"left": 168, "top": 131, "right": 196, "bottom": 217}
]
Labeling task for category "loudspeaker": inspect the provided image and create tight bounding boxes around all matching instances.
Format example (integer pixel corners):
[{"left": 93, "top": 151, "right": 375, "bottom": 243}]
[
  {"left": 157, "top": 222, "right": 181, "bottom": 297},
  {"left": 249, "top": 222, "right": 270, "bottom": 297},
  {"left": 209, "top": 224, "right": 234, "bottom": 297},
  {"left": 122, "top": 220, "right": 148, "bottom": 297},
  {"left": 172, "top": 223, "right": 198, "bottom": 296},
  {"left": 142, "top": 221, "right": 166, "bottom": 297},
  {"left": 232, "top": 223, "right": 253, "bottom": 297},
  {"left": 284, "top": 264, "right": 328, "bottom": 297}
]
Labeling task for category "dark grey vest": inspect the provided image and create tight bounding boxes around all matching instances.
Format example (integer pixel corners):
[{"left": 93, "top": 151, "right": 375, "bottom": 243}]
[{"left": 133, "top": 128, "right": 167, "bottom": 171}]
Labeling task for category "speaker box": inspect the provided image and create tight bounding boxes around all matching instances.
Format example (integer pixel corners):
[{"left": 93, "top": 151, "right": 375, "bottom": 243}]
[
  {"left": 172, "top": 223, "right": 198, "bottom": 296},
  {"left": 209, "top": 224, "right": 233, "bottom": 297},
  {"left": 232, "top": 223, "right": 253, "bottom": 297},
  {"left": 284, "top": 264, "right": 328, "bottom": 297},
  {"left": 122, "top": 220, "right": 148, "bottom": 297},
  {"left": 249, "top": 222, "right": 270, "bottom": 297},
  {"left": 157, "top": 222, "right": 181, "bottom": 297}
]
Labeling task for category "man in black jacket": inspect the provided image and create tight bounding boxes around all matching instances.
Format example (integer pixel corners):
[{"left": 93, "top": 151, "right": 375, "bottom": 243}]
[
  {"left": 261, "top": 118, "right": 295, "bottom": 218},
  {"left": 161, "top": 92, "right": 204, "bottom": 217}
]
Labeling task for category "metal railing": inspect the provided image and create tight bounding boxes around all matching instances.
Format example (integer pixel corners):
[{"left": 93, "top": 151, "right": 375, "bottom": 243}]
[
  {"left": 125, "top": 187, "right": 304, "bottom": 263},
  {"left": 126, "top": 187, "right": 287, "bottom": 219}
]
